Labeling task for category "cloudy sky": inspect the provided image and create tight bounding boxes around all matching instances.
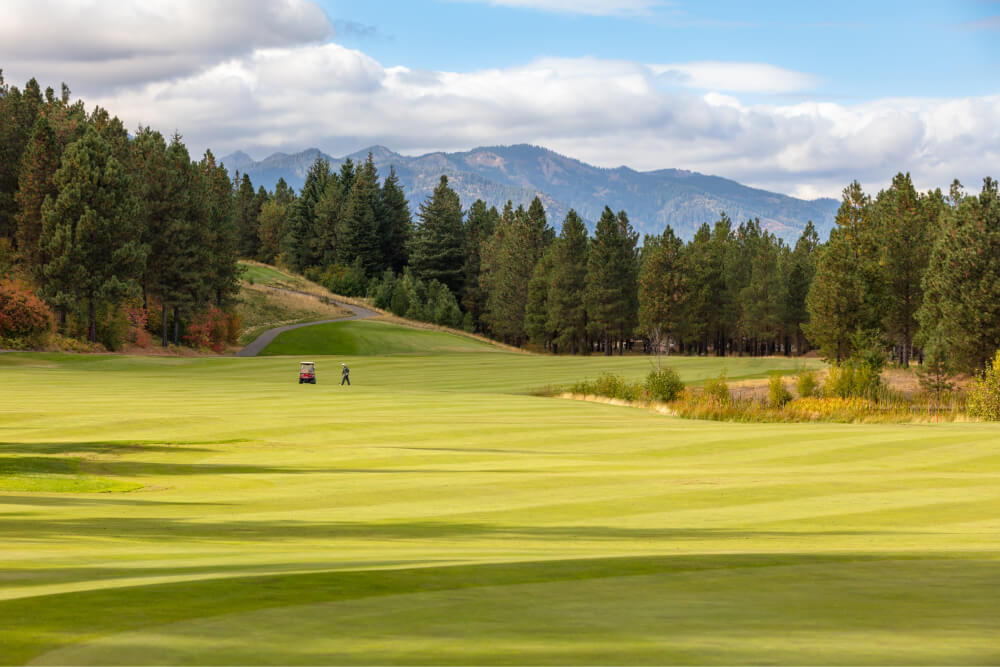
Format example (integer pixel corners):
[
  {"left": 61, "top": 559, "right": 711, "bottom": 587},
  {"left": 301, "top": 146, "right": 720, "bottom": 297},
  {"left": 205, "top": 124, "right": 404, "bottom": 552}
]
[{"left": 1, "top": 0, "right": 997, "bottom": 199}]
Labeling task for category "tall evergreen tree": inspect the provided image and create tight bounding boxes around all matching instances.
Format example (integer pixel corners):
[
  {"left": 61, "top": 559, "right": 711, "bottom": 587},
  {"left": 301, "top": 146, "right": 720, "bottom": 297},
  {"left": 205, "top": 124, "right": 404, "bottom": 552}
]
[
  {"left": 785, "top": 221, "right": 819, "bottom": 354},
  {"left": 461, "top": 199, "right": 498, "bottom": 333},
  {"left": 0, "top": 76, "right": 44, "bottom": 244},
  {"left": 480, "top": 202, "right": 549, "bottom": 344},
  {"left": 40, "top": 126, "right": 145, "bottom": 341},
  {"left": 282, "top": 156, "right": 330, "bottom": 271},
  {"left": 547, "top": 209, "right": 588, "bottom": 354},
  {"left": 738, "top": 224, "right": 786, "bottom": 356},
  {"left": 804, "top": 181, "right": 880, "bottom": 361},
  {"left": 638, "top": 225, "right": 687, "bottom": 363},
  {"left": 379, "top": 166, "right": 412, "bottom": 273},
  {"left": 525, "top": 246, "right": 556, "bottom": 347},
  {"left": 918, "top": 177, "right": 1000, "bottom": 371},
  {"left": 234, "top": 173, "right": 261, "bottom": 258},
  {"left": 409, "top": 175, "right": 466, "bottom": 294},
  {"left": 874, "top": 172, "right": 932, "bottom": 366},
  {"left": 200, "top": 149, "right": 240, "bottom": 308},
  {"left": 148, "top": 134, "right": 208, "bottom": 345},
  {"left": 585, "top": 207, "right": 639, "bottom": 355},
  {"left": 14, "top": 114, "right": 61, "bottom": 278},
  {"left": 339, "top": 154, "right": 382, "bottom": 275}
]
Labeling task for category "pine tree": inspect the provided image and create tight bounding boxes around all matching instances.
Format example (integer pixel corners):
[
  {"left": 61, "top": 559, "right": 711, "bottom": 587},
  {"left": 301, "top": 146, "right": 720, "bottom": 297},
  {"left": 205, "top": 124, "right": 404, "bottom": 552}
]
[
  {"left": 525, "top": 246, "right": 556, "bottom": 347},
  {"left": 739, "top": 225, "right": 786, "bottom": 356},
  {"left": 312, "top": 176, "right": 343, "bottom": 267},
  {"left": 547, "top": 209, "right": 588, "bottom": 354},
  {"left": 282, "top": 157, "right": 329, "bottom": 271},
  {"left": 409, "top": 175, "right": 466, "bottom": 294},
  {"left": 638, "top": 225, "right": 686, "bottom": 365},
  {"left": 874, "top": 172, "right": 932, "bottom": 366},
  {"left": 918, "top": 177, "right": 1000, "bottom": 371},
  {"left": 40, "top": 126, "right": 145, "bottom": 342},
  {"left": 338, "top": 154, "right": 382, "bottom": 275},
  {"left": 234, "top": 173, "right": 261, "bottom": 258},
  {"left": 257, "top": 198, "right": 289, "bottom": 265},
  {"left": 147, "top": 134, "right": 208, "bottom": 345},
  {"left": 200, "top": 149, "right": 240, "bottom": 308},
  {"left": 785, "top": 221, "right": 819, "bottom": 354},
  {"left": 14, "top": 114, "right": 60, "bottom": 278},
  {"left": 380, "top": 167, "right": 412, "bottom": 273},
  {"left": 461, "top": 199, "right": 498, "bottom": 333},
  {"left": 480, "top": 202, "right": 548, "bottom": 345},
  {"left": 585, "top": 207, "right": 639, "bottom": 355},
  {"left": 0, "top": 76, "right": 44, "bottom": 245},
  {"left": 804, "top": 181, "right": 881, "bottom": 362}
]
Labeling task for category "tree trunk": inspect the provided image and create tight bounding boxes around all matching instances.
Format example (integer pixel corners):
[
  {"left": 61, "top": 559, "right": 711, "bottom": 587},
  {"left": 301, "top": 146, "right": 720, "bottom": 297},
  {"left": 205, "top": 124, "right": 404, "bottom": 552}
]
[
  {"left": 161, "top": 302, "right": 169, "bottom": 347},
  {"left": 88, "top": 299, "right": 97, "bottom": 343},
  {"left": 173, "top": 306, "right": 180, "bottom": 345}
]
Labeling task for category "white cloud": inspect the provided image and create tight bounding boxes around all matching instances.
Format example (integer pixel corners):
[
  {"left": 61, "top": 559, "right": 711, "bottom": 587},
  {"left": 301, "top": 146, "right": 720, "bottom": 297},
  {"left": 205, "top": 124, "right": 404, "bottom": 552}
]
[
  {"left": 84, "top": 45, "right": 996, "bottom": 199},
  {"left": 0, "top": 0, "right": 331, "bottom": 90},
  {"left": 2, "top": 8, "right": 995, "bottom": 200},
  {"left": 445, "top": 0, "right": 669, "bottom": 16},
  {"left": 652, "top": 62, "right": 819, "bottom": 94}
]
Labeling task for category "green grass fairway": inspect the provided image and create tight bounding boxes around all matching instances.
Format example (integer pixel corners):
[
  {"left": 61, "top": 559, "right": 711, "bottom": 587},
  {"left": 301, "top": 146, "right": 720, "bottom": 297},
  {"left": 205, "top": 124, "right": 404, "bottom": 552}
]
[
  {"left": 261, "top": 320, "right": 500, "bottom": 356},
  {"left": 1, "top": 345, "right": 999, "bottom": 665}
]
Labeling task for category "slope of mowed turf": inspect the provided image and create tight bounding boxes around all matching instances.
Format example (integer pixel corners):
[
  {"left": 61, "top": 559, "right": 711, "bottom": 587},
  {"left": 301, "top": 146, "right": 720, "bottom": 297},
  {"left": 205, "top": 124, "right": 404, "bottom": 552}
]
[
  {"left": 1, "top": 349, "right": 999, "bottom": 665},
  {"left": 238, "top": 262, "right": 303, "bottom": 286},
  {"left": 260, "top": 319, "right": 499, "bottom": 356}
]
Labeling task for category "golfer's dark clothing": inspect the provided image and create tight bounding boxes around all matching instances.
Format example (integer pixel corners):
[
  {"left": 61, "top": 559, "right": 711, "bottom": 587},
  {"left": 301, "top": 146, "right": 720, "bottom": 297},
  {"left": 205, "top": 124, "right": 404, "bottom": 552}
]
[{"left": 341, "top": 366, "right": 350, "bottom": 385}]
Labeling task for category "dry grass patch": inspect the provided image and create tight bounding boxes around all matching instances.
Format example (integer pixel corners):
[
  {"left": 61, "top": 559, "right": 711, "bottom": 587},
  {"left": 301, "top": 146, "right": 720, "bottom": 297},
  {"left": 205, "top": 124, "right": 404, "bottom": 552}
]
[{"left": 237, "top": 284, "right": 352, "bottom": 344}]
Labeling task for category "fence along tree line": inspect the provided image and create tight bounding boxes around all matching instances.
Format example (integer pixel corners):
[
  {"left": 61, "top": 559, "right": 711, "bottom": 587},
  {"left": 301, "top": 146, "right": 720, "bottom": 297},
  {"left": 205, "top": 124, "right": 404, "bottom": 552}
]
[{"left": 2, "top": 72, "right": 998, "bottom": 371}]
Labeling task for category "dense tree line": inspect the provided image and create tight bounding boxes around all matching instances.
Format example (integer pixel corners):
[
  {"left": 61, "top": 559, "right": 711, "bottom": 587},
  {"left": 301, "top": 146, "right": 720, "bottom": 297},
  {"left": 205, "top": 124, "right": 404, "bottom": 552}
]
[
  {"left": 1, "top": 73, "right": 240, "bottom": 347},
  {"left": 4, "top": 73, "right": 998, "bottom": 371},
  {"left": 807, "top": 175, "right": 1000, "bottom": 372}
]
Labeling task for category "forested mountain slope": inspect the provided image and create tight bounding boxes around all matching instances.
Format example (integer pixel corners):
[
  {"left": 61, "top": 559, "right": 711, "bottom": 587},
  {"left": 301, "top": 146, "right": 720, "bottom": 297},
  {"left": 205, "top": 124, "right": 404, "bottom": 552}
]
[{"left": 221, "top": 144, "right": 838, "bottom": 242}]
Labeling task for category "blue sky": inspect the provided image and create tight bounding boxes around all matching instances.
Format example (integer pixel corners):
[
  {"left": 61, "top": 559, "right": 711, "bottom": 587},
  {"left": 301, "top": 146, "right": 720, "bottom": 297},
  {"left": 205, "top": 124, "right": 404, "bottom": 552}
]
[
  {"left": 324, "top": 0, "right": 998, "bottom": 102},
  {"left": 0, "top": 0, "right": 997, "bottom": 198}
]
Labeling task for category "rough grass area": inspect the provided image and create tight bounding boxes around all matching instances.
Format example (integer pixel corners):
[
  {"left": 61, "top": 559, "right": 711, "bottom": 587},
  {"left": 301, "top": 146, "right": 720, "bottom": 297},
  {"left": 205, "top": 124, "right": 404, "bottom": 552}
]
[
  {"left": 261, "top": 320, "right": 503, "bottom": 356},
  {"left": 1, "top": 349, "right": 999, "bottom": 665},
  {"left": 236, "top": 284, "right": 351, "bottom": 345},
  {"left": 239, "top": 261, "right": 333, "bottom": 299}
]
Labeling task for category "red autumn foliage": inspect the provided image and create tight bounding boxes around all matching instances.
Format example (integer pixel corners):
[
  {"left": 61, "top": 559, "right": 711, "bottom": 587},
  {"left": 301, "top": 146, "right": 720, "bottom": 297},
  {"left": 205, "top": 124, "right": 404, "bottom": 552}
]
[
  {"left": 0, "top": 276, "right": 55, "bottom": 345},
  {"left": 126, "top": 306, "right": 152, "bottom": 348},
  {"left": 183, "top": 307, "right": 241, "bottom": 353}
]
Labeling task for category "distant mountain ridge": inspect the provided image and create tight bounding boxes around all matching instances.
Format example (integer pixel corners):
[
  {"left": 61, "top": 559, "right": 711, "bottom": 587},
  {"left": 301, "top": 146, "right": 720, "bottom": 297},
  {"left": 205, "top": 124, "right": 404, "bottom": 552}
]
[{"left": 219, "top": 144, "right": 839, "bottom": 242}]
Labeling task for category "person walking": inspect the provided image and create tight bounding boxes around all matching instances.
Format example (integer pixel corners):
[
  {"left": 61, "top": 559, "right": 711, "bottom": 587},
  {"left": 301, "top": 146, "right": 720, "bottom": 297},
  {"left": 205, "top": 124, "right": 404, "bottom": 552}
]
[{"left": 340, "top": 362, "right": 350, "bottom": 386}]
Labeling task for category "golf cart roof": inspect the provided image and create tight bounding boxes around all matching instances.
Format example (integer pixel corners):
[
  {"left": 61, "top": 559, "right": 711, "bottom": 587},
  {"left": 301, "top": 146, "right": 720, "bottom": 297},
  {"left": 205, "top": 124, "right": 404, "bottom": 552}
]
[{"left": 300, "top": 361, "right": 315, "bottom": 367}]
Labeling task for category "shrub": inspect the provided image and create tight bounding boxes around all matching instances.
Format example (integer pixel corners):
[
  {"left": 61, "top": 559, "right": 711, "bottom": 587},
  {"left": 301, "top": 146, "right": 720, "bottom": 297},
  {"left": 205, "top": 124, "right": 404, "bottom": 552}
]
[
  {"left": 184, "top": 307, "right": 240, "bottom": 353},
  {"left": 310, "top": 258, "right": 369, "bottom": 297},
  {"left": 645, "top": 367, "right": 683, "bottom": 402},
  {"left": 702, "top": 373, "right": 730, "bottom": 404},
  {"left": 768, "top": 374, "right": 792, "bottom": 407},
  {"left": 796, "top": 369, "right": 818, "bottom": 398},
  {"left": 826, "top": 359, "right": 881, "bottom": 400},
  {"left": 96, "top": 304, "right": 129, "bottom": 351},
  {"left": 0, "top": 277, "right": 54, "bottom": 347},
  {"left": 967, "top": 350, "right": 1000, "bottom": 421},
  {"left": 595, "top": 372, "right": 628, "bottom": 399},
  {"left": 125, "top": 306, "right": 152, "bottom": 348}
]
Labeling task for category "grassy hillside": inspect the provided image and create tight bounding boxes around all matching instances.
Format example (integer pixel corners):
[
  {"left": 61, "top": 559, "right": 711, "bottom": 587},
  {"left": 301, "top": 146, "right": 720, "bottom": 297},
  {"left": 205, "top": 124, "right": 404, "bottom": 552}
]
[
  {"left": 235, "top": 261, "right": 351, "bottom": 345},
  {"left": 261, "top": 320, "right": 501, "bottom": 356},
  {"left": 1, "top": 347, "right": 998, "bottom": 664}
]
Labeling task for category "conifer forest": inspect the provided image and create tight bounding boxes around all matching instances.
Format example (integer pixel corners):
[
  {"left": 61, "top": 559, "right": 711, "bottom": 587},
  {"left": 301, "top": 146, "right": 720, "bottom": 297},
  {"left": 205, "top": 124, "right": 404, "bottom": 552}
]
[{"left": 2, "top": 73, "right": 998, "bottom": 375}]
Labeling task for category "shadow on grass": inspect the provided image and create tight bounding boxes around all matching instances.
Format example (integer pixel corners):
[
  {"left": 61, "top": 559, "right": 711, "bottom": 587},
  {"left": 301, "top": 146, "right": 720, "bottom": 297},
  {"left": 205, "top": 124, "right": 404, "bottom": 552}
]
[
  {"left": 0, "top": 440, "right": 247, "bottom": 455},
  {"left": 0, "top": 515, "right": 936, "bottom": 544},
  {"left": 0, "top": 456, "right": 312, "bottom": 478},
  {"left": 2, "top": 552, "right": 998, "bottom": 664}
]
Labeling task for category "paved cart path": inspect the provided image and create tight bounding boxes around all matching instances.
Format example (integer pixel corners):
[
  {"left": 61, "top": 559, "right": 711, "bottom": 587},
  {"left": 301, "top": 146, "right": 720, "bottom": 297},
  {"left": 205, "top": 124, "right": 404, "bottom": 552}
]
[{"left": 236, "top": 289, "right": 378, "bottom": 357}]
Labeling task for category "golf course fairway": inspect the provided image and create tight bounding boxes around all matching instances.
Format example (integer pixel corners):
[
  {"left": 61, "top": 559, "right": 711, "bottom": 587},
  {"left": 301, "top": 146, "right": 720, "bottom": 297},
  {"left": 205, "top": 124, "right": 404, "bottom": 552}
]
[{"left": 1, "top": 322, "right": 998, "bottom": 665}]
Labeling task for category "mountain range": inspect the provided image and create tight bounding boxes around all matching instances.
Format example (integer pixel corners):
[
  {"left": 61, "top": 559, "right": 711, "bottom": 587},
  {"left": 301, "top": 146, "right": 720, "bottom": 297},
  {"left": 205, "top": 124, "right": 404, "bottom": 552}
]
[{"left": 220, "top": 144, "right": 839, "bottom": 242}]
